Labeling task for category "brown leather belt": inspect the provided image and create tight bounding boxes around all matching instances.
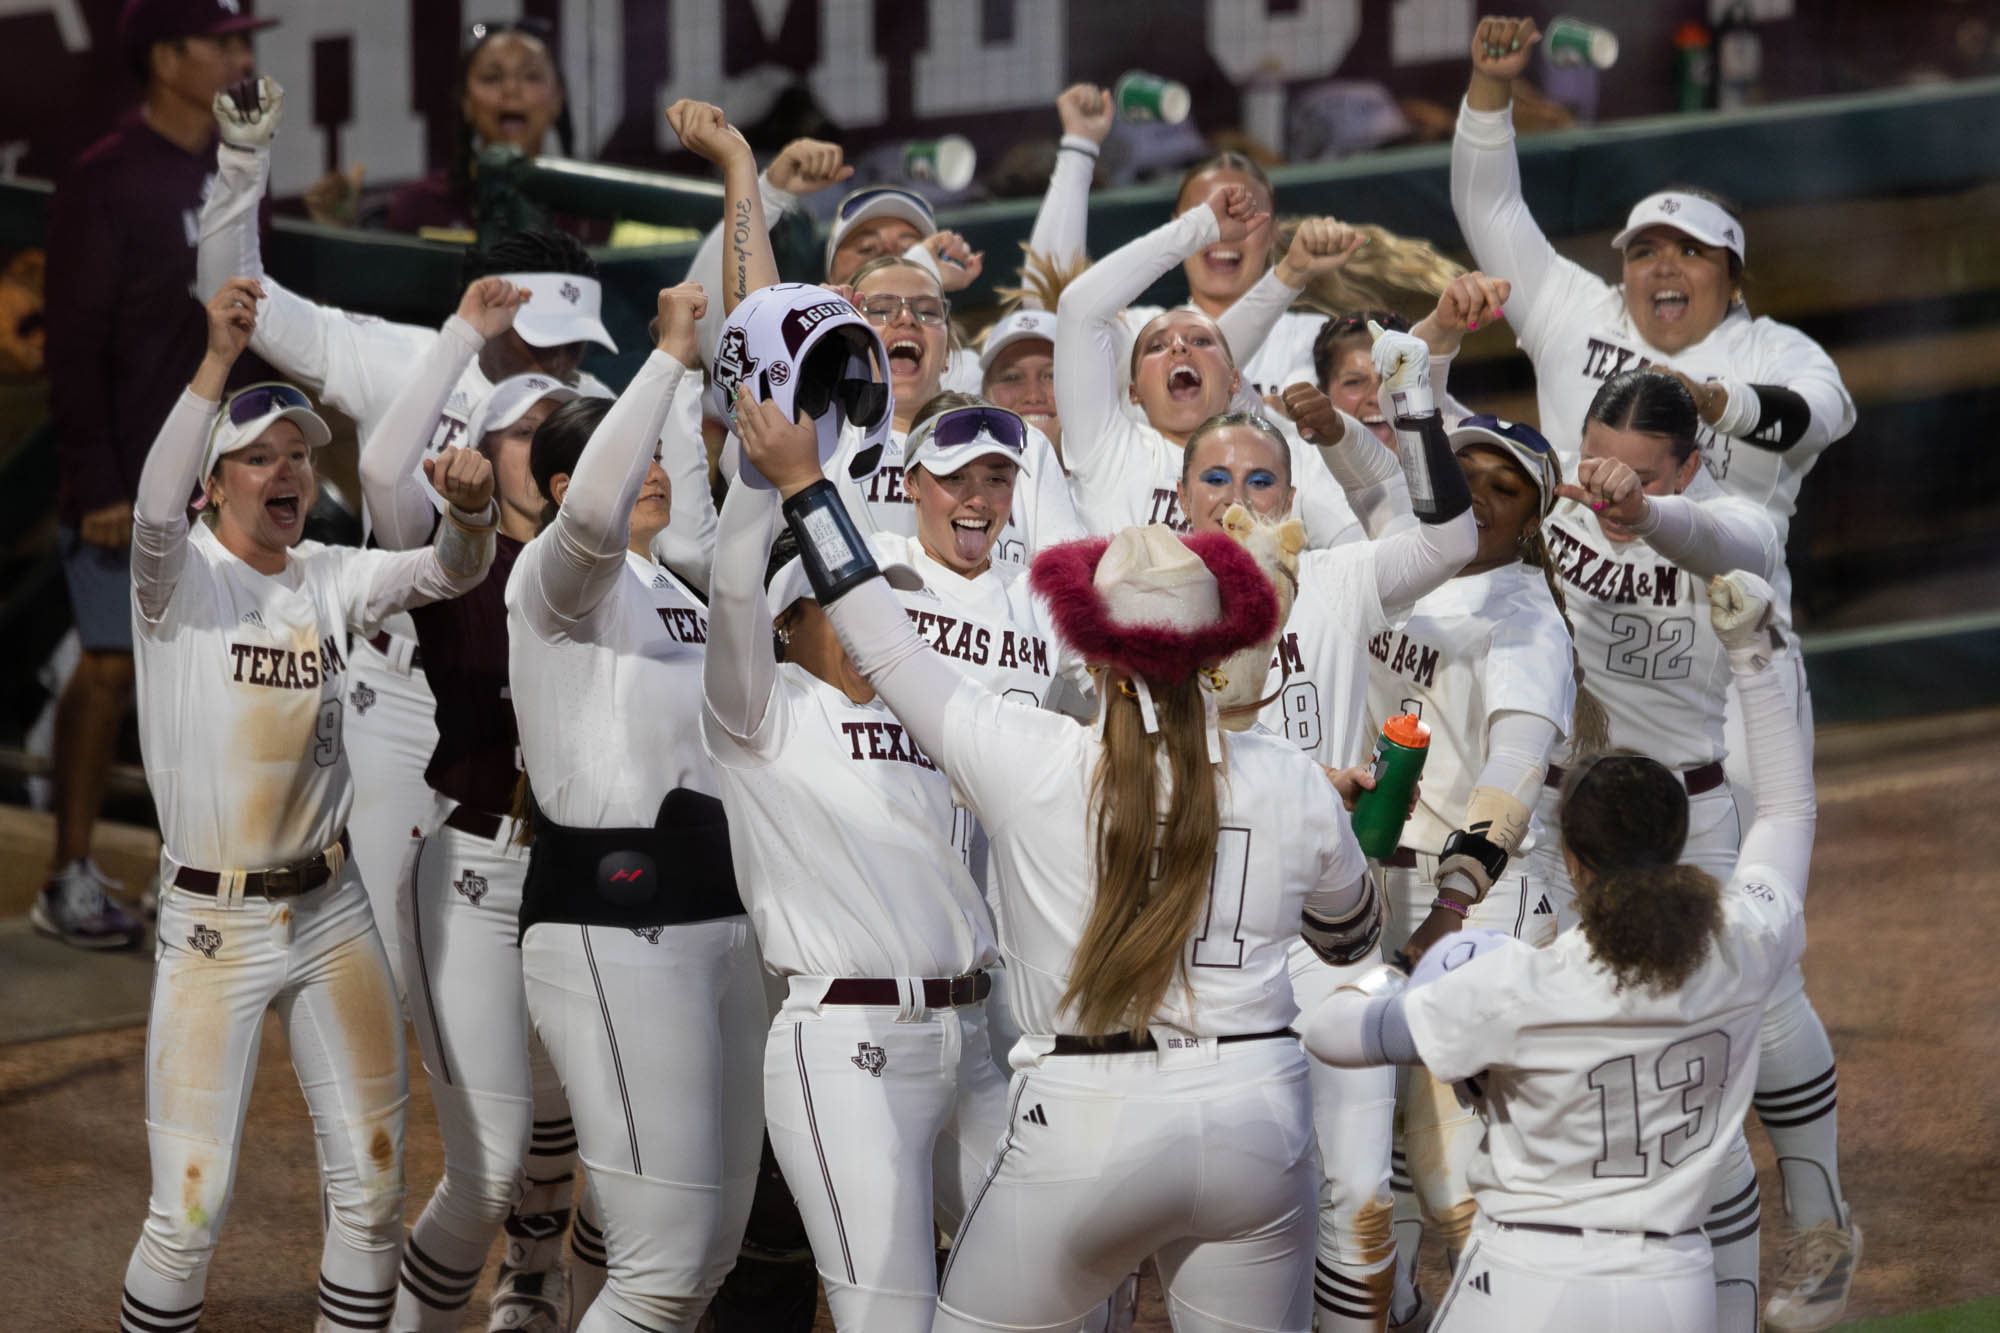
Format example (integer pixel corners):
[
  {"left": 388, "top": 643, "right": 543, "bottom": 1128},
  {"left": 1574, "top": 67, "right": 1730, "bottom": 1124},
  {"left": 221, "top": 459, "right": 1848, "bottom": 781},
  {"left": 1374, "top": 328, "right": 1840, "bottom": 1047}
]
[
  {"left": 173, "top": 831, "right": 353, "bottom": 899},
  {"left": 366, "top": 630, "right": 423, "bottom": 672},
  {"left": 1050, "top": 1027, "right": 1297, "bottom": 1056},
  {"left": 445, "top": 804, "right": 506, "bottom": 840},
  {"left": 1546, "top": 759, "right": 1725, "bottom": 796},
  {"left": 1499, "top": 1220, "right": 1700, "bottom": 1242},
  {"left": 821, "top": 971, "right": 991, "bottom": 1008}
]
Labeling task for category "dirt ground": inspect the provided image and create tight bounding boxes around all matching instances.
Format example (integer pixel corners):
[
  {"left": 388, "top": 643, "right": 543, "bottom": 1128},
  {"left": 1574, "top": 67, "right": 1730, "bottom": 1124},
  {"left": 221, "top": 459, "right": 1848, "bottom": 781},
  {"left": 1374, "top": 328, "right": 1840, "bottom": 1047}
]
[{"left": 7, "top": 708, "right": 1999, "bottom": 1331}]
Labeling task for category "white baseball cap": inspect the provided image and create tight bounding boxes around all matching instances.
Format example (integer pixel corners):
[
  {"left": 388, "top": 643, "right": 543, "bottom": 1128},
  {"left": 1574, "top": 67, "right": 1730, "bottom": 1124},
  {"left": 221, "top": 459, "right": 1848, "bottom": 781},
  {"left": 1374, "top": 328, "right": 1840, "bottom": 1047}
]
[
  {"left": 903, "top": 404, "right": 1034, "bottom": 479},
  {"left": 1610, "top": 191, "right": 1746, "bottom": 265},
  {"left": 201, "top": 381, "right": 332, "bottom": 480},
  {"left": 978, "top": 307, "right": 1057, "bottom": 374},
  {"left": 765, "top": 549, "right": 925, "bottom": 613},
  {"left": 463, "top": 372, "right": 585, "bottom": 450},
  {"left": 824, "top": 186, "right": 936, "bottom": 274},
  {"left": 498, "top": 271, "right": 619, "bottom": 352}
]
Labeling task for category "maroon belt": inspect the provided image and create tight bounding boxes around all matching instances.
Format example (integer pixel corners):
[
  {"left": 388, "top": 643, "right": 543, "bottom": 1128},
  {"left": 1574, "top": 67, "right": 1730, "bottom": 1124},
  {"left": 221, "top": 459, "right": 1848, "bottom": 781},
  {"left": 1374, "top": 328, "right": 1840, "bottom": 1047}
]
[
  {"left": 1546, "top": 760, "right": 1725, "bottom": 796},
  {"left": 366, "top": 630, "right": 423, "bottom": 672},
  {"left": 173, "top": 831, "right": 353, "bottom": 899},
  {"left": 1050, "top": 1028, "right": 1297, "bottom": 1056},
  {"left": 821, "top": 972, "right": 991, "bottom": 1008},
  {"left": 445, "top": 804, "right": 506, "bottom": 840},
  {"left": 1382, "top": 847, "right": 1421, "bottom": 869},
  {"left": 1499, "top": 1220, "right": 1700, "bottom": 1242}
]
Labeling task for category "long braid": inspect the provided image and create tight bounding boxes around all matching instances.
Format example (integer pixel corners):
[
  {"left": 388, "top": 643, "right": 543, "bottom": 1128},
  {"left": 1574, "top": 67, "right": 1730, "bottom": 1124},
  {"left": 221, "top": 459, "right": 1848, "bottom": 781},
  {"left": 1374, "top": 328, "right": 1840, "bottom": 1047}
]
[{"left": 1522, "top": 526, "right": 1611, "bottom": 757}]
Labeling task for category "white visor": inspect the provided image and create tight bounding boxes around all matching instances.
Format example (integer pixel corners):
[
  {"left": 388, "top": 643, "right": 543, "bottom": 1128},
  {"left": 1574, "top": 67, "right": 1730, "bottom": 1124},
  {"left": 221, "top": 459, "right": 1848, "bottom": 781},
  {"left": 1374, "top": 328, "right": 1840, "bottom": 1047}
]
[
  {"left": 1610, "top": 191, "right": 1745, "bottom": 264},
  {"left": 201, "top": 383, "right": 332, "bottom": 480},
  {"left": 500, "top": 272, "right": 619, "bottom": 352},
  {"left": 978, "top": 307, "right": 1057, "bottom": 374},
  {"left": 463, "top": 373, "right": 584, "bottom": 450},
  {"left": 824, "top": 187, "right": 936, "bottom": 275}
]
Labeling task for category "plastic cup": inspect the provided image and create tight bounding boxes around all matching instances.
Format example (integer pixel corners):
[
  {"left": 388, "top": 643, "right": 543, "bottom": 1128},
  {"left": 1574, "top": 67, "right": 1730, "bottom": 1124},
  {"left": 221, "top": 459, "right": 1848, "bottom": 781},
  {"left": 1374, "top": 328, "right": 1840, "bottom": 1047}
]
[
  {"left": 903, "top": 135, "right": 977, "bottom": 191},
  {"left": 1114, "top": 71, "right": 1192, "bottom": 125},
  {"left": 1546, "top": 16, "right": 1619, "bottom": 70}
]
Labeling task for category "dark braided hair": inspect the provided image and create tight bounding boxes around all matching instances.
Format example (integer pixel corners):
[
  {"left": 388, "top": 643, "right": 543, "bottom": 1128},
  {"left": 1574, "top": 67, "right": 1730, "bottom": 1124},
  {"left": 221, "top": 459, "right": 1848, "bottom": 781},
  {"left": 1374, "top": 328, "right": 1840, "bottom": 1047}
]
[
  {"left": 1512, "top": 449, "right": 1611, "bottom": 756},
  {"left": 1558, "top": 753, "right": 1723, "bottom": 994},
  {"left": 462, "top": 228, "right": 598, "bottom": 286},
  {"left": 1586, "top": 370, "right": 1701, "bottom": 464}
]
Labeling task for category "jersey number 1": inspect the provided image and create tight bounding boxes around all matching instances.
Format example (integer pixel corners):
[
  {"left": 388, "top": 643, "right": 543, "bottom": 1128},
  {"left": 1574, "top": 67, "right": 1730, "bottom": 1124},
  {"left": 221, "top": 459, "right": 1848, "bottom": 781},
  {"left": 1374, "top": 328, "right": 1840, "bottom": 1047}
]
[
  {"left": 1588, "top": 1030, "right": 1732, "bottom": 1178},
  {"left": 1191, "top": 826, "right": 1253, "bottom": 969}
]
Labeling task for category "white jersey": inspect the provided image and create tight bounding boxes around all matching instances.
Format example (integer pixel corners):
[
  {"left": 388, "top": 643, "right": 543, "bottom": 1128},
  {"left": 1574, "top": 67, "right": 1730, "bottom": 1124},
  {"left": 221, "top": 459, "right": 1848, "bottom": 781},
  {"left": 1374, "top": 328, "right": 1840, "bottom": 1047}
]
[
  {"left": 835, "top": 420, "right": 1083, "bottom": 565},
  {"left": 1402, "top": 865, "right": 1805, "bottom": 1233},
  {"left": 870, "top": 532, "right": 1067, "bottom": 707},
  {"left": 1257, "top": 543, "right": 1392, "bottom": 768},
  {"left": 1127, "top": 304, "right": 1324, "bottom": 404},
  {"left": 1363, "top": 564, "right": 1574, "bottom": 853},
  {"left": 934, "top": 676, "right": 1367, "bottom": 1045},
  {"left": 701, "top": 663, "right": 996, "bottom": 980},
  {"left": 1451, "top": 100, "right": 1856, "bottom": 610},
  {"left": 135, "top": 519, "right": 472, "bottom": 873},
  {"left": 1542, "top": 475, "right": 1774, "bottom": 770},
  {"left": 507, "top": 548, "right": 715, "bottom": 829}
]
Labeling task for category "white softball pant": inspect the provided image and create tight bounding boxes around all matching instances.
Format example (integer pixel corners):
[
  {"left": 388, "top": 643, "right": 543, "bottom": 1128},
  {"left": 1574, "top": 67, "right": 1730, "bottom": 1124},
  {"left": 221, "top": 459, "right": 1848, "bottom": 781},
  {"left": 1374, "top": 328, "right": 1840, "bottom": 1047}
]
[
  {"left": 121, "top": 864, "right": 407, "bottom": 1333},
  {"left": 524, "top": 916, "right": 768, "bottom": 1332},
  {"left": 340, "top": 632, "right": 436, "bottom": 1006},
  {"left": 1432, "top": 1217, "right": 1713, "bottom": 1333},
  {"left": 764, "top": 977, "right": 1012, "bottom": 1333},
  {"left": 935, "top": 1036, "right": 1319, "bottom": 1333}
]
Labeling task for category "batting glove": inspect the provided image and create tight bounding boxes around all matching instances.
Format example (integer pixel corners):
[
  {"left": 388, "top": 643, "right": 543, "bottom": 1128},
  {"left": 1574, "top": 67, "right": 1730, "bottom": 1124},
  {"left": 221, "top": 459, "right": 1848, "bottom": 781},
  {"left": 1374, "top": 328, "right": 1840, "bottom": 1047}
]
[
  {"left": 1709, "top": 570, "right": 1782, "bottom": 670},
  {"left": 1369, "top": 322, "right": 1433, "bottom": 419},
  {"left": 214, "top": 76, "right": 285, "bottom": 151}
]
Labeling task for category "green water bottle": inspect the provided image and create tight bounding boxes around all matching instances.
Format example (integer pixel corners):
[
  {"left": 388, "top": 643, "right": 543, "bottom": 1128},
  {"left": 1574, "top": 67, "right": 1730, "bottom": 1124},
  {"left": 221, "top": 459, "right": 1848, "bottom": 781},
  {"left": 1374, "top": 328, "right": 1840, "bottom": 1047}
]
[{"left": 1351, "top": 712, "right": 1430, "bottom": 860}]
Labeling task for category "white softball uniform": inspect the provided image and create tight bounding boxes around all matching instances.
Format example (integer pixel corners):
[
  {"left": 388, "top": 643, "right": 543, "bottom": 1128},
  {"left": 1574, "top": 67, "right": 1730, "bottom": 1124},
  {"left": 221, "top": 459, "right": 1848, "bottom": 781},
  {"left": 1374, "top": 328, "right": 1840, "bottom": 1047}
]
[
  {"left": 820, "top": 570, "right": 1372, "bottom": 1332},
  {"left": 703, "top": 482, "right": 1007, "bottom": 1333},
  {"left": 834, "top": 419, "right": 1084, "bottom": 565},
  {"left": 502, "top": 350, "right": 766, "bottom": 1332},
  {"left": 1054, "top": 206, "right": 1358, "bottom": 543},
  {"left": 198, "top": 141, "right": 714, "bottom": 986},
  {"left": 121, "top": 388, "right": 494, "bottom": 1333},
  {"left": 1451, "top": 98, "right": 1855, "bottom": 613}
]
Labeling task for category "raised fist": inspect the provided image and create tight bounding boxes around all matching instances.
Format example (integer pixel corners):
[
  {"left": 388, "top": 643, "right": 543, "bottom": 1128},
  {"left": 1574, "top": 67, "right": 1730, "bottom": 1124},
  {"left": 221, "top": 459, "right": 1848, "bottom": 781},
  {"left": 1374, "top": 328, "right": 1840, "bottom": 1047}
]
[
  {"left": 653, "top": 282, "right": 709, "bottom": 366},
  {"left": 1709, "top": 570, "right": 1781, "bottom": 664},
  {"left": 665, "top": 99, "right": 751, "bottom": 169},
  {"left": 1204, "top": 183, "right": 1272, "bottom": 248},
  {"left": 1414, "top": 270, "right": 1512, "bottom": 357},
  {"left": 1370, "top": 323, "right": 1433, "bottom": 419},
  {"left": 214, "top": 76, "right": 284, "bottom": 150},
  {"left": 1275, "top": 217, "right": 1368, "bottom": 288},
  {"left": 767, "top": 138, "right": 852, "bottom": 196},
  {"left": 425, "top": 445, "right": 496, "bottom": 515},
  {"left": 455, "top": 277, "right": 531, "bottom": 341},
  {"left": 1471, "top": 16, "right": 1541, "bottom": 82},
  {"left": 1057, "top": 83, "right": 1115, "bottom": 144}
]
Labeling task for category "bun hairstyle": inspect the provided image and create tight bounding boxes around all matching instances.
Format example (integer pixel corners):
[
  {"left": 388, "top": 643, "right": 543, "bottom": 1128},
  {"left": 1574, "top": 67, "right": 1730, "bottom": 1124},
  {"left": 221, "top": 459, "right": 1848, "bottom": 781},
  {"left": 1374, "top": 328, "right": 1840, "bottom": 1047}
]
[
  {"left": 1558, "top": 752, "right": 1723, "bottom": 994},
  {"left": 527, "top": 395, "right": 612, "bottom": 529},
  {"left": 1586, "top": 369, "right": 1701, "bottom": 464}
]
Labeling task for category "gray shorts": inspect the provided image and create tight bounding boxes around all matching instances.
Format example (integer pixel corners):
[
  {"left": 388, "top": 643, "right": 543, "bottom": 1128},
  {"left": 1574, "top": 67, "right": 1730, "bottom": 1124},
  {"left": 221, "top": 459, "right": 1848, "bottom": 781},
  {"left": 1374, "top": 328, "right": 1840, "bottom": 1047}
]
[{"left": 58, "top": 525, "right": 133, "bottom": 652}]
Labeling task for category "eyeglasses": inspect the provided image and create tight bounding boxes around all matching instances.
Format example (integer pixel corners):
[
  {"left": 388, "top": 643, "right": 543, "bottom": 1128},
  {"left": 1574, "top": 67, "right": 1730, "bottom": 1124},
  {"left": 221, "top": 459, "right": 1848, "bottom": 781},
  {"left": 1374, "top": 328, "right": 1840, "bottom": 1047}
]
[
  {"left": 466, "top": 16, "right": 554, "bottom": 49},
  {"left": 911, "top": 406, "right": 1026, "bottom": 460},
  {"left": 225, "top": 382, "right": 313, "bottom": 426},
  {"left": 859, "top": 294, "right": 949, "bottom": 327},
  {"left": 834, "top": 185, "right": 934, "bottom": 227}
]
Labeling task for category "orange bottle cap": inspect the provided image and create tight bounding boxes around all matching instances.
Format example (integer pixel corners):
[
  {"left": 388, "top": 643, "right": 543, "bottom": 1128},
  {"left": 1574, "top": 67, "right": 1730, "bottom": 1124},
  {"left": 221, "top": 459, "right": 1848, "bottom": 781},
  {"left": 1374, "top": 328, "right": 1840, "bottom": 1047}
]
[{"left": 1384, "top": 714, "right": 1431, "bottom": 748}]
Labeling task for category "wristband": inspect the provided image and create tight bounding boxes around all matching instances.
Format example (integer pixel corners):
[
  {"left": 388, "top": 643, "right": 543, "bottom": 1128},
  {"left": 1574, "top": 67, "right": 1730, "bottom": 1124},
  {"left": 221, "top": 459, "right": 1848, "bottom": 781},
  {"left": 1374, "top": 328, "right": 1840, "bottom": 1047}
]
[
  {"left": 1429, "top": 894, "right": 1470, "bottom": 920},
  {"left": 1058, "top": 134, "right": 1101, "bottom": 160},
  {"left": 782, "top": 480, "right": 880, "bottom": 604}
]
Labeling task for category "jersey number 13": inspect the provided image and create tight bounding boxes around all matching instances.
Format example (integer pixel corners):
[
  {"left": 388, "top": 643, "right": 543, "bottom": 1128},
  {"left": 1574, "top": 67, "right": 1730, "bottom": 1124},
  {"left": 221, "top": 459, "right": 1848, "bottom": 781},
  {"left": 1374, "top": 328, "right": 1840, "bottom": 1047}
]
[{"left": 1588, "top": 1030, "right": 1731, "bottom": 1177}]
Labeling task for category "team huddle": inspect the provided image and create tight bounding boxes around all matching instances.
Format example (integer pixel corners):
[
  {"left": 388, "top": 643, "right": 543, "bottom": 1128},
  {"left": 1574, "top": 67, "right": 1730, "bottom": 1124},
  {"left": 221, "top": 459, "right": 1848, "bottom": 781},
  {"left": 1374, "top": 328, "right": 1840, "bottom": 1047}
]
[{"left": 114, "top": 16, "right": 1858, "bottom": 1333}]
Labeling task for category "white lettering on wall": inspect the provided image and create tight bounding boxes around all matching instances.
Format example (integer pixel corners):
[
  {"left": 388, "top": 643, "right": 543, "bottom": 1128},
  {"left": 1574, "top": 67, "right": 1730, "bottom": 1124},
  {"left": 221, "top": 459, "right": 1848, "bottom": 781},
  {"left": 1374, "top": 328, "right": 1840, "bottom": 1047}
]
[
  {"left": 656, "top": 0, "right": 886, "bottom": 146},
  {"left": 562, "top": 0, "right": 624, "bottom": 159},
  {"left": 0, "top": 0, "right": 87, "bottom": 51},
  {"left": 1390, "top": 0, "right": 1472, "bottom": 67},
  {"left": 1207, "top": 0, "right": 1362, "bottom": 82},
  {"left": 913, "top": 0, "right": 1064, "bottom": 116},
  {"left": 254, "top": 0, "right": 428, "bottom": 196}
]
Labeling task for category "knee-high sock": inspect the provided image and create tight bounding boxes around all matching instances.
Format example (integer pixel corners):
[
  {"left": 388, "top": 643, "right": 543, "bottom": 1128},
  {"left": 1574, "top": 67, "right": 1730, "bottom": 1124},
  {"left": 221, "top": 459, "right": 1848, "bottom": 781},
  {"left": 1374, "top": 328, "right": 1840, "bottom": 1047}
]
[
  {"left": 1753, "top": 981, "right": 1845, "bottom": 1229},
  {"left": 1704, "top": 1133, "right": 1761, "bottom": 1333}
]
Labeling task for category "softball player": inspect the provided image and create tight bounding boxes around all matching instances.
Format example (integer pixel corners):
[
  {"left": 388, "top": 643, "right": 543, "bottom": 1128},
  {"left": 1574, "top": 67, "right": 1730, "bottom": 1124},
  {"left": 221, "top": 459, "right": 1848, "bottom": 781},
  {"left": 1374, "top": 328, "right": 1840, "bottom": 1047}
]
[
  {"left": 120, "top": 278, "right": 496, "bottom": 1333},
  {"left": 354, "top": 278, "right": 600, "bottom": 1331},
  {"left": 1535, "top": 368, "right": 1785, "bottom": 1331},
  {"left": 1051, "top": 184, "right": 1361, "bottom": 543},
  {"left": 506, "top": 283, "right": 769, "bottom": 1332},
  {"left": 1306, "top": 569, "right": 1815, "bottom": 1333},
  {"left": 1454, "top": 31, "right": 1858, "bottom": 1320},
  {"left": 1175, "top": 325, "right": 1481, "bottom": 1332},
  {"left": 735, "top": 388, "right": 1391, "bottom": 1332}
]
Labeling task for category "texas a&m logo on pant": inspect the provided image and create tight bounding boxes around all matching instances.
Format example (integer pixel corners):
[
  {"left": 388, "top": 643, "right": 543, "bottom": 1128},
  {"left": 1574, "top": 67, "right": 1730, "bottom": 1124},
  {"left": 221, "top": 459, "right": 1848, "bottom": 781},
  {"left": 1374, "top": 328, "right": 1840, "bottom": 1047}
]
[
  {"left": 454, "top": 870, "right": 488, "bottom": 906},
  {"left": 188, "top": 924, "right": 222, "bottom": 959},
  {"left": 852, "top": 1042, "right": 887, "bottom": 1077}
]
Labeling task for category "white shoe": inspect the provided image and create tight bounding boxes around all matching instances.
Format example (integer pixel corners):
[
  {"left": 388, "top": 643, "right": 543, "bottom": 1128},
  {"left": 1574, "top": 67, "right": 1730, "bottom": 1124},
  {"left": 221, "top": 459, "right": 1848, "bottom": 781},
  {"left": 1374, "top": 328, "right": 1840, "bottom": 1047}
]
[
  {"left": 30, "top": 860, "right": 143, "bottom": 950},
  {"left": 488, "top": 1264, "right": 568, "bottom": 1332},
  {"left": 1764, "top": 1218, "right": 1862, "bottom": 1332}
]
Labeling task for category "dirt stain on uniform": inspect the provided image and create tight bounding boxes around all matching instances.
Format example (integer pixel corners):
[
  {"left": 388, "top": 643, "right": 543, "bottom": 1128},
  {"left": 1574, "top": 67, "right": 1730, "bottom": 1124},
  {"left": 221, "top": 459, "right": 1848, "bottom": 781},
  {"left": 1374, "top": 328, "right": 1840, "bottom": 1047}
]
[
  {"left": 183, "top": 1162, "right": 208, "bottom": 1227},
  {"left": 369, "top": 1127, "right": 394, "bottom": 1174}
]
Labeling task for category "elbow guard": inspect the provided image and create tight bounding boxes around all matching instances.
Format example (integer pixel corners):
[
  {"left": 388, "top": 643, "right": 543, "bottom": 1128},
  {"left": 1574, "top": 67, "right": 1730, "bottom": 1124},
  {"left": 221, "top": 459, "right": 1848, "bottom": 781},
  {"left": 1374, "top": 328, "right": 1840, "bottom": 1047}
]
[
  {"left": 1743, "top": 384, "right": 1812, "bottom": 452},
  {"left": 1303, "top": 875, "right": 1383, "bottom": 966},
  {"left": 1395, "top": 411, "right": 1472, "bottom": 525}
]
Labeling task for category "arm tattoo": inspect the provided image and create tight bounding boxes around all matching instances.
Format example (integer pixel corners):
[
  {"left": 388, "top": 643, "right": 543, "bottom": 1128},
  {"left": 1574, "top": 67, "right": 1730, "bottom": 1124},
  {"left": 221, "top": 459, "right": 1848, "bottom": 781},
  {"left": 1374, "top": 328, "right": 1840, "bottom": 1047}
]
[{"left": 731, "top": 198, "right": 752, "bottom": 301}]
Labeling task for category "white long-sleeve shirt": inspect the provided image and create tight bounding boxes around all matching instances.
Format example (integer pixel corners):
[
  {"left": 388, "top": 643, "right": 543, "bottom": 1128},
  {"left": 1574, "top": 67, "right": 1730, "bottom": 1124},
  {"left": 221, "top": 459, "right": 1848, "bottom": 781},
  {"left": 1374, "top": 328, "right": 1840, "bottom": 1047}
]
[
  {"left": 1054, "top": 206, "right": 1356, "bottom": 543},
  {"left": 832, "top": 420, "right": 1085, "bottom": 564},
  {"left": 1451, "top": 99, "right": 1855, "bottom": 611},
  {"left": 132, "top": 389, "right": 492, "bottom": 874},
  {"left": 197, "top": 141, "right": 719, "bottom": 591}
]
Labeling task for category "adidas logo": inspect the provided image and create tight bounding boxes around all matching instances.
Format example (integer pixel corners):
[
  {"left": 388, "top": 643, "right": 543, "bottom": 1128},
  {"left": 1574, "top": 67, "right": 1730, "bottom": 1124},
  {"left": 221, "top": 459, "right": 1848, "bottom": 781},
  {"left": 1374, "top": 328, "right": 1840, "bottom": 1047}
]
[
  {"left": 1021, "top": 1103, "right": 1048, "bottom": 1126},
  {"left": 1533, "top": 894, "right": 1553, "bottom": 915},
  {"left": 1468, "top": 1270, "right": 1492, "bottom": 1295},
  {"left": 240, "top": 609, "right": 265, "bottom": 627}
]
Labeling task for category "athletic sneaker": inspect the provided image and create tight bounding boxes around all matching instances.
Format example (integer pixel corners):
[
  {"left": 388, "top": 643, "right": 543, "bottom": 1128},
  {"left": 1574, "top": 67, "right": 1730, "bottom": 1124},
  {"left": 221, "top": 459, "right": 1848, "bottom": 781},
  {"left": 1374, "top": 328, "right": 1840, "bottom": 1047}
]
[
  {"left": 1764, "top": 1218, "right": 1863, "bottom": 1332},
  {"left": 488, "top": 1265, "right": 567, "bottom": 1332},
  {"left": 30, "top": 860, "right": 143, "bottom": 950}
]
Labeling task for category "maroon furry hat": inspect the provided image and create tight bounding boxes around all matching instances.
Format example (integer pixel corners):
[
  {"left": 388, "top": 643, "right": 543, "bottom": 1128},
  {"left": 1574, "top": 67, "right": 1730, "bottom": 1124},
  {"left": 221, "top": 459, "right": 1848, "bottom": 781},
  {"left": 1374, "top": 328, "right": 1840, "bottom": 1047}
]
[{"left": 1030, "top": 531, "right": 1280, "bottom": 684}]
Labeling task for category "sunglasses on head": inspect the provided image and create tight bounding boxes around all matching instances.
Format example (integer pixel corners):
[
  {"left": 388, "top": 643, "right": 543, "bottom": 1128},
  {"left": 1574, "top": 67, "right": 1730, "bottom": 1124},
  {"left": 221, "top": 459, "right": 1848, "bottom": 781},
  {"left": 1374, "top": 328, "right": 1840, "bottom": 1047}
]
[
  {"left": 916, "top": 406, "right": 1026, "bottom": 458},
  {"left": 225, "top": 382, "right": 313, "bottom": 427},
  {"left": 466, "top": 16, "right": 554, "bottom": 50},
  {"left": 1328, "top": 310, "right": 1408, "bottom": 335},
  {"left": 834, "top": 186, "right": 934, "bottom": 227}
]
